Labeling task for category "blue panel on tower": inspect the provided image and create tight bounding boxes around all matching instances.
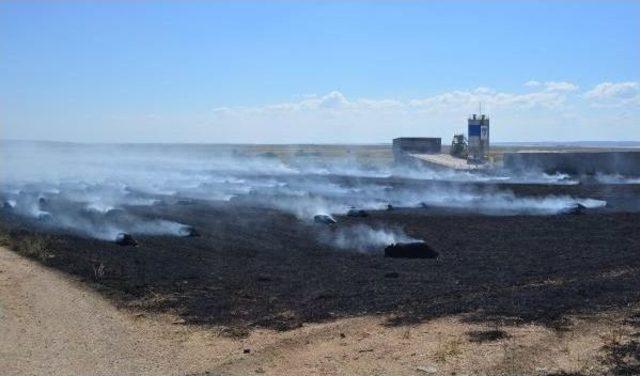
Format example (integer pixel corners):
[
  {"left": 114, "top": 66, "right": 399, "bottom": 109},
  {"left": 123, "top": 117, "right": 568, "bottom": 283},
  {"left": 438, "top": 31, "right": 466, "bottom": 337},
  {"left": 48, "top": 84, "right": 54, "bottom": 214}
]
[{"left": 468, "top": 124, "right": 481, "bottom": 136}]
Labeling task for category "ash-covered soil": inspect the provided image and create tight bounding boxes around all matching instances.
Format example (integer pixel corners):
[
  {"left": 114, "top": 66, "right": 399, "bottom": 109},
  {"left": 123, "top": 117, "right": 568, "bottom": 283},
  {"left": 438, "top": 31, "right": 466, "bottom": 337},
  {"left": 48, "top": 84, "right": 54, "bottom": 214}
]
[{"left": 2, "top": 181, "right": 639, "bottom": 335}]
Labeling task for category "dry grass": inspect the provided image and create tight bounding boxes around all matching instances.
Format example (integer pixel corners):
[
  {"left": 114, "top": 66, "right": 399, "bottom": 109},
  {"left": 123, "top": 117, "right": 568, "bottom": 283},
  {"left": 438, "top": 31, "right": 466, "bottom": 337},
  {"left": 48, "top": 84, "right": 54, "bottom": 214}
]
[
  {"left": 0, "top": 226, "right": 54, "bottom": 262},
  {"left": 0, "top": 231, "right": 10, "bottom": 247},
  {"left": 207, "top": 310, "right": 640, "bottom": 376},
  {"left": 12, "top": 233, "right": 53, "bottom": 261},
  {"left": 433, "top": 337, "right": 464, "bottom": 363}
]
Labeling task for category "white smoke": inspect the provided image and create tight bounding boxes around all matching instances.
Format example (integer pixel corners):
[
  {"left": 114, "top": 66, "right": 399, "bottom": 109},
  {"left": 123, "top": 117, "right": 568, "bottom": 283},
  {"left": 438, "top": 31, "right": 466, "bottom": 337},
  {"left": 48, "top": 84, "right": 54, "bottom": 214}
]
[
  {"left": 594, "top": 174, "right": 640, "bottom": 184},
  {"left": 390, "top": 165, "right": 578, "bottom": 185},
  {"left": 0, "top": 141, "right": 617, "bottom": 242},
  {"left": 324, "top": 225, "right": 422, "bottom": 252}
]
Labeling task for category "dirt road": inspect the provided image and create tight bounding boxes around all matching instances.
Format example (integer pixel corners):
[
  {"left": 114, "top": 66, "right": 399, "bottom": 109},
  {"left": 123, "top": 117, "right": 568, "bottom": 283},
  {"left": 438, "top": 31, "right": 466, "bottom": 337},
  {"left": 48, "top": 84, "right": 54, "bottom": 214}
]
[{"left": 0, "top": 246, "right": 245, "bottom": 376}]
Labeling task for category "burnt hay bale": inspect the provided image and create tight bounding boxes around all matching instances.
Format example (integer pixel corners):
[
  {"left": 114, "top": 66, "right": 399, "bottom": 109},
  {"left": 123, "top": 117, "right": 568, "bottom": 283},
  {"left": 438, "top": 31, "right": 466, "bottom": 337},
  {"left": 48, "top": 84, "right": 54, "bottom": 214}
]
[
  {"left": 179, "top": 226, "right": 201, "bottom": 237},
  {"left": 314, "top": 214, "right": 337, "bottom": 225},
  {"left": 384, "top": 242, "right": 439, "bottom": 259},
  {"left": 346, "top": 208, "right": 369, "bottom": 218},
  {"left": 562, "top": 203, "right": 588, "bottom": 215},
  {"left": 115, "top": 233, "right": 138, "bottom": 247}
]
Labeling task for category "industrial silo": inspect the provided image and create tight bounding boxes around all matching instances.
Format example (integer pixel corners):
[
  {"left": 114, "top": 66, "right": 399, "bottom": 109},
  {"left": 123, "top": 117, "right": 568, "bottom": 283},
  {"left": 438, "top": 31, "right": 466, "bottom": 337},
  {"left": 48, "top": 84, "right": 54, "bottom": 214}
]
[{"left": 467, "top": 114, "right": 490, "bottom": 164}]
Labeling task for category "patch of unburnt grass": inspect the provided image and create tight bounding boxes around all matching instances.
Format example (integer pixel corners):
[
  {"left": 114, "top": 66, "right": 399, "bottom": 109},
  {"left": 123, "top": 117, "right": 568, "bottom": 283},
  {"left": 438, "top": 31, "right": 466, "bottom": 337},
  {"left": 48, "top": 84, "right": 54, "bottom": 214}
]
[
  {"left": 601, "top": 315, "right": 640, "bottom": 376},
  {"left": 433, "top": 337, "right": 463, "bottom": 363},
  {"left": 4, "top": 229, "right": 54, "bottom": 262}
]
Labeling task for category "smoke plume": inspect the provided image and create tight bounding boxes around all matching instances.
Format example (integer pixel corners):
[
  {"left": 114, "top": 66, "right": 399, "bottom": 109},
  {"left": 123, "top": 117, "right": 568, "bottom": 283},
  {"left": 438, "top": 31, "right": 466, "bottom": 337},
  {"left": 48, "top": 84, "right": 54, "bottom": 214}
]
[{"left": 0, "top": 141, "right": 624, "bottom": 243}]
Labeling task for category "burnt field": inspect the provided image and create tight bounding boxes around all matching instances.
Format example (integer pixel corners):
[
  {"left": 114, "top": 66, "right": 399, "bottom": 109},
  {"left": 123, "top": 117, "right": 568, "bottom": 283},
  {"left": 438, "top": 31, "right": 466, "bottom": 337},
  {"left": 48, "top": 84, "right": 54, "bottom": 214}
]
[
  {"left": 2, "top": 181, "right": 639, "bottom": 335},
  {"left": 2, "top": 141, "right": 640, "bottom": 339}
]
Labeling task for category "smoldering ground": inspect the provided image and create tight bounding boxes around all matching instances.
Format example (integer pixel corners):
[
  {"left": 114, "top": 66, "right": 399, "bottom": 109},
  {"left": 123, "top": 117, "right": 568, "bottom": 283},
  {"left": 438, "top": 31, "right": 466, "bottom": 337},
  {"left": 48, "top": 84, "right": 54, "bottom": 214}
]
[
  {"left": 2, "top": 141, "right": 640, "bottom": 345},
  {"left": 2, "top": 191, "right": 640, "bottom": 336},
  {"left": 1, "top": 141, "right": 631, "bottom": 247}
]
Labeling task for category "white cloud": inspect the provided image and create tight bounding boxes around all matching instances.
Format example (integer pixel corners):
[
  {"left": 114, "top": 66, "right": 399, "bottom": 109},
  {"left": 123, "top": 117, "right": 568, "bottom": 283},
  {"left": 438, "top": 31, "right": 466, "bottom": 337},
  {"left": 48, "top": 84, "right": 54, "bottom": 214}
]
[
  {"left": 524, "top": 80, "right": 578, "bottom": 92},
  {"left": 585, "top": 82, "right": 638, "bottom": 99},
  {"left": 316, "top": 91, "right": 349, "bottom": 109},
  {"left": 214, "top": 87, "right": 571, "bottom": 121},
  {"left": 543, "top": 81, "right": 579, "bottom": 92},
  {"left": 206, "top": 82, "right": 639, "bottom": 143},
  {"left": 407, "top": 87, "right": 567, "bottom": 111},
  {"left": 584, "top": 82, "right": 639, "bottom": 107}
]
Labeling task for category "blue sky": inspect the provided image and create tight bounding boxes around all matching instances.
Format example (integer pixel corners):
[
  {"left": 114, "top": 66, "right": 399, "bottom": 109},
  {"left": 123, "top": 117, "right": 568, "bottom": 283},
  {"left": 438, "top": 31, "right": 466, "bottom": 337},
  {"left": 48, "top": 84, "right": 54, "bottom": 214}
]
[{"left": 1, "top": 1, "right": 638, "bottom": 143}]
